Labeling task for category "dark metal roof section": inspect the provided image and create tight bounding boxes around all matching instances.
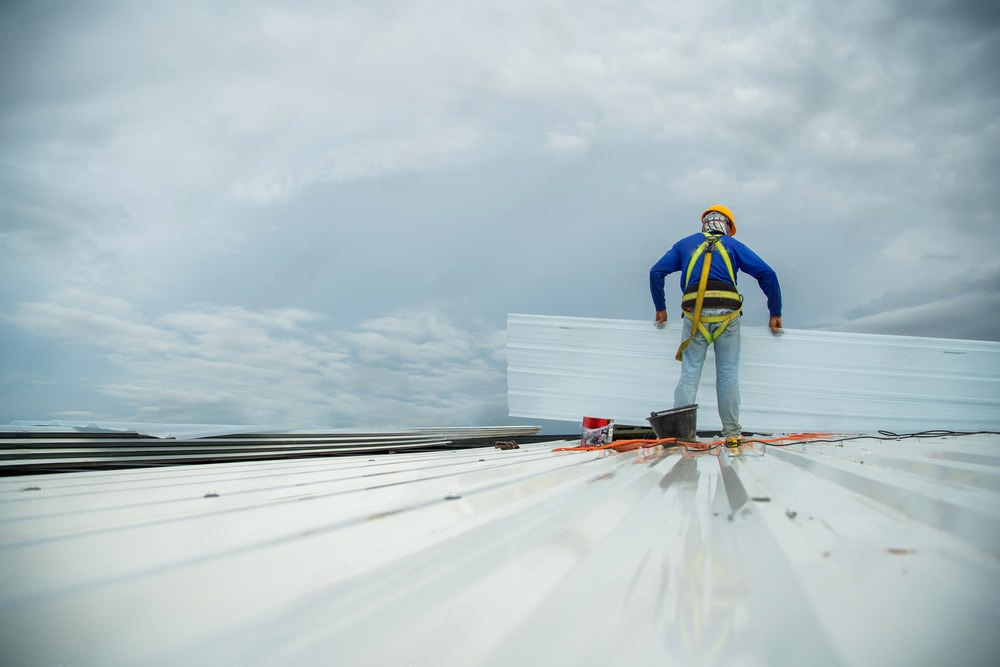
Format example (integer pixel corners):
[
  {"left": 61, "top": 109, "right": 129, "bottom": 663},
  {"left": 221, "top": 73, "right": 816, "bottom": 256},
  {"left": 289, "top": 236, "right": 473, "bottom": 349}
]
[{"left": 0, "top": 425, "right": 546, "bottom": 475}]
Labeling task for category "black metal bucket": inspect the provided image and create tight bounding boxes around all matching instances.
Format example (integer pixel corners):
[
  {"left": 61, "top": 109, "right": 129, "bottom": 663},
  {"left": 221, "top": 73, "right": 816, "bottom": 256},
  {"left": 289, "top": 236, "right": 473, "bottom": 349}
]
[{"left": 647, "top": 404, "right": 698, "bottom": 441}]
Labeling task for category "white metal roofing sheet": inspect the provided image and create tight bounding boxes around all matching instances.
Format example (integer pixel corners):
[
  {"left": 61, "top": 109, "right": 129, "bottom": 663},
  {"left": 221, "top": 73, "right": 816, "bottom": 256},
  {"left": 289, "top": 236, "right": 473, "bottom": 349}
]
[
  {"left": 506, "top": 314, "right": 1000, "bottom": 433},
  {"left": 1, "top": 432, "right": 999, "bottom": 666}
]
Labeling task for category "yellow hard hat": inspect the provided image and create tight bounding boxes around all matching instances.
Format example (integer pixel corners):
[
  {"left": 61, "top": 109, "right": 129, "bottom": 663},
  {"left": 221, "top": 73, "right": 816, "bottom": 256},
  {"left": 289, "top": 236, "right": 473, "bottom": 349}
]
[{"left": 702, "top": 204, "right": 736, "bottom": 236}]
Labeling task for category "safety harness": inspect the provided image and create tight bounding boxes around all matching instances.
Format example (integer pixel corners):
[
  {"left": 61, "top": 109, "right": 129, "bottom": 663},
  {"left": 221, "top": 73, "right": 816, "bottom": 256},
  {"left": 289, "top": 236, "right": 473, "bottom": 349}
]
[{"left": 675, "top": 233, "right": 743, "bottom": 361}]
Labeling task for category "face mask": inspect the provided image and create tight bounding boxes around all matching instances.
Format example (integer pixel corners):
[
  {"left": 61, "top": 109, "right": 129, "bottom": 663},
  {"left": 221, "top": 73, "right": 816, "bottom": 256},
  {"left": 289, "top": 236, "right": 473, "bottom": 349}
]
[{"left": 701, "top": 211, "right": 730, "bottom": 235}]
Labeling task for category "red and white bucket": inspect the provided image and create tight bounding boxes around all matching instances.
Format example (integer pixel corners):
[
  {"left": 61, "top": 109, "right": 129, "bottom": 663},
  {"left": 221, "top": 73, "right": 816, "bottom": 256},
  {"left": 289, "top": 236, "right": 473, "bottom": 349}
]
[{"left": 581, "top": 416, "right": 614, "bottom": 446}]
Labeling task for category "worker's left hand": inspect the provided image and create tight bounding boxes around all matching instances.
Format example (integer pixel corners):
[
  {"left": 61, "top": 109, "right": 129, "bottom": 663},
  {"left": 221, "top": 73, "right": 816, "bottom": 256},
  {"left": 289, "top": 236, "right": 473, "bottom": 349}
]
[
  {"left": 655, "top": 310, "right": 667, "bottom": 329},
  {"left": 769, "top": 316, "right": 783, "bottom": 336}
]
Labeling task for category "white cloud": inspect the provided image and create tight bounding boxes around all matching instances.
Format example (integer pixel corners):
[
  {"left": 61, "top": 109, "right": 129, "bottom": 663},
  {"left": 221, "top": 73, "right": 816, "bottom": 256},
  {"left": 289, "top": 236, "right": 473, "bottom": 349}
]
[
  {"left": 667, "top": 168, "right": 736, "bottom": 200},
  {"left": 231, "top": 173, "right": 297, "bottom": 206},
  {"left": 317, "top": 125, "right": 486, "bottom": 183},
  {"left": 8, "top": 295, "right": 181, "bottom": 356},
  {"left": 543, "top": 131, "right": 589, "bottom": 155},
  {"left": 542, "top": 121, "right": 597, "bottom": 157},
  {"left": 5, "top": 296, "right": 506, "bottom": 427}
]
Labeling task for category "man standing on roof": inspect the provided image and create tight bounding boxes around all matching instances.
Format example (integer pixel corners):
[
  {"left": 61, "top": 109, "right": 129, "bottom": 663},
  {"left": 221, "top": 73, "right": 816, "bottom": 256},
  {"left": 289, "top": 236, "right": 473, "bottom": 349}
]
[{"left": 649, "top": 204, "right": 783, "bottom": 447}]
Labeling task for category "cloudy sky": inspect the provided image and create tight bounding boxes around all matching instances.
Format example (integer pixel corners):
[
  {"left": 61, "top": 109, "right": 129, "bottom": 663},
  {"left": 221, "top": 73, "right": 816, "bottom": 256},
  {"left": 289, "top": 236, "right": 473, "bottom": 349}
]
[{"left": 1, "top": 0, "right": 998, "bottom": 430}]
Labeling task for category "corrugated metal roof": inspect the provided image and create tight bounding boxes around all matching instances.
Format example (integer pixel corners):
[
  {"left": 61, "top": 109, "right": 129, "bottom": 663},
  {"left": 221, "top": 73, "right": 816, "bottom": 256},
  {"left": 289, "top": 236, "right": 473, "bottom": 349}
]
[
  {"left": 506, "top": 314, "right": 1000, "bottom": 433},
  {"left": 2, "top": 432, "right": 999, "bottom": 666}
]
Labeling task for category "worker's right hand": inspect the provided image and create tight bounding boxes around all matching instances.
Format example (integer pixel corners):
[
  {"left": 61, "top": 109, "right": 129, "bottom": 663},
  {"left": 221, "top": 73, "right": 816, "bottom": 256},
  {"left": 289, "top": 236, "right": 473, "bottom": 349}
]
[
  {"left": 655, "top": 310, "right": 667, "bottom": 329},
  {"left": 769, "top": 316, "right": 783, "bottom": 336}
]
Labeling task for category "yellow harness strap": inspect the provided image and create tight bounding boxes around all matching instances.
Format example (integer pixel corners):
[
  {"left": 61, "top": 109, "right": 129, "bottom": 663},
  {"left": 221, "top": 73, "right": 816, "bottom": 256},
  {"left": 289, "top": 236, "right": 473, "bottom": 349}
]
[
  {"left": 684, "top": 233, "right": 737, "bottom": 287},
  {"left": 675, "top": 234, "right": 742, "bottom": 362}
]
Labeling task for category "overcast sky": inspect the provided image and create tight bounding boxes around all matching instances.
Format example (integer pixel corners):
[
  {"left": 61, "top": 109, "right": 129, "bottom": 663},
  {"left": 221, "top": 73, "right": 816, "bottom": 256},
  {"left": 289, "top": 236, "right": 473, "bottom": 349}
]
[{"left": 1, "top": 0, "right": 998, "bottom": 430}]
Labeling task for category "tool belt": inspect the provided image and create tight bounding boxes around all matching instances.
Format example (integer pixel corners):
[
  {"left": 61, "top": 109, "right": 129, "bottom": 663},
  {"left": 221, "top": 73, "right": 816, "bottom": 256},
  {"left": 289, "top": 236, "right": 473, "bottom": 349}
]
[{"left": 681, "top": 279, "right": 742, "bottom": 311}]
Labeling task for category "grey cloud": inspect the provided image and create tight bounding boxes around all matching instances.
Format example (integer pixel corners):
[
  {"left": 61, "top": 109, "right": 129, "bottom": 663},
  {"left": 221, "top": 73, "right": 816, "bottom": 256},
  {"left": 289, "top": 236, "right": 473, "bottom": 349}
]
[
  {"left": 2, "top": 0, "right": 998, "bottom": 426},
  {"left": 831, "top": 291, "right": 1000, "bottom": 341},
  {"left": 0, "top": 166, "right": 130, "bottom": 253},
  {"left": 904, "top": 0, "right": 1000, "bottom": 32},
  {"left": 843, "top": 267, "right": 1000, "bottom": 336}
]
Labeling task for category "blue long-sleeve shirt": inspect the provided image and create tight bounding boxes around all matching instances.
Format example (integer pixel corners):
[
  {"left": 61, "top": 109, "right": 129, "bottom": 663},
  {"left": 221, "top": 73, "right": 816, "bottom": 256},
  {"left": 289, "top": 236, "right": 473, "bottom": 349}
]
[{"left": 649, "top": 232, "right": 782, "bottom": 316}]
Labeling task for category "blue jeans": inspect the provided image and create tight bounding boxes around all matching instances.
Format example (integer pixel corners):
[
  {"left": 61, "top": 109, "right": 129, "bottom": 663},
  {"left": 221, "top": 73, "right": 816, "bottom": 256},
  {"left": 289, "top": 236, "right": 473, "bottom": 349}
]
[{"left": 673, "top": 308, "right": 742, "bottom": 437}]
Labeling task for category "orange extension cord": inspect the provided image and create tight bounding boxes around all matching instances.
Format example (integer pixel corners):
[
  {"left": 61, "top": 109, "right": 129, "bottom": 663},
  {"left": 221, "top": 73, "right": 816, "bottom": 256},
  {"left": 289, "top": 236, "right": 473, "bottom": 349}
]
[{"left": 551, "top": 432, "right": 833, "bottom": 453}]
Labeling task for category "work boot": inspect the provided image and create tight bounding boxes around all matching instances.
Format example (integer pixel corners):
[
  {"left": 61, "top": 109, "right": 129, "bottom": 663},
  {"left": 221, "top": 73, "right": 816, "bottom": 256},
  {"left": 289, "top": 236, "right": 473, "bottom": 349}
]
[{"left": 724, "top": 434, "right": 745, "bottom": 448}]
